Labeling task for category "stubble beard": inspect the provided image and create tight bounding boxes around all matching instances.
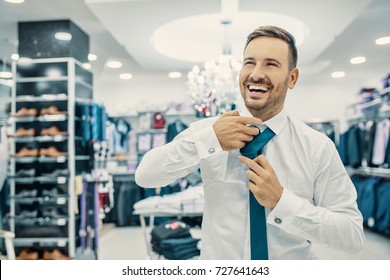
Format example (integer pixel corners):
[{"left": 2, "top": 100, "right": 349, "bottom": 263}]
[{"left": 242, "top": 77, "right": 289, "bottom": 118}]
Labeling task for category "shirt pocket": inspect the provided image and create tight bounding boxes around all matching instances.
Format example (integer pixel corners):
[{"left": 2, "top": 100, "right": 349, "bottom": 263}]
[{"left": 200, "top": 152, "right": 228, "bottom": 183}]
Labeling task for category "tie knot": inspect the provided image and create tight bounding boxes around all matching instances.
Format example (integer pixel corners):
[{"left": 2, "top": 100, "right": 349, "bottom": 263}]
[{"left": 240, "top": 127, "right": 275, "bottom": 159}]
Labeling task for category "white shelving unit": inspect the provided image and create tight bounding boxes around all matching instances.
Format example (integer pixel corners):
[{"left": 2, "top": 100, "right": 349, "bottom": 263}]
[{"left": 8, "top": 57, "right": 94, "bottom": 258}]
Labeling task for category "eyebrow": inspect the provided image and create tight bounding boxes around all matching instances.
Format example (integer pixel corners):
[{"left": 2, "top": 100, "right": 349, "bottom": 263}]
[{"left": 243, "top": 57, "right": 282, "bottom": 65}]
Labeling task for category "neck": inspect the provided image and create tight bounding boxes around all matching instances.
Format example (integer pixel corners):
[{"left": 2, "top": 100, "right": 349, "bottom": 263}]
[{"left": 248, "top": 106, "right": 283, "bottom": 122}]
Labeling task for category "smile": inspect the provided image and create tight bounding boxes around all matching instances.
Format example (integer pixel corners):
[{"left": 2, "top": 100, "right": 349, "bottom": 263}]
[{"left": 246, "top": 84, "right": 270, "bottom": 98}]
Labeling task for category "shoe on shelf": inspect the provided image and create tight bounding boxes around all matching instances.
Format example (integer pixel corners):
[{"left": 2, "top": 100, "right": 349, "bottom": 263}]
[
  {"left": 40, "top": 106, "right": 67, "bottom": 115},
  {"left": 10, "top": 127, "right": 35, "bottom": 137},
  {"left": 41, "top": 169, "right": 69, "bottom": 177},
  {"left": 42, "top": 207, "right": 66, "bottom": 218},
  {"left": 42, "top": 249, "right": 70, "bottom": 260},
  {"left": 13, "top": 168, "right": 36, "bottom": 177},
  {"left": 12, "top": 147, "right": 39, "bottom": 157},
  {"left": 15, "top": 189, "right": 38, "bottom": 198},
  {"left": 16, "top": 249, "right": 39, "bottom": 260},
  {"left": 12, "top": 107, "right": 38, "bottom": 117},
  {"left": 42, "top": 188, "right": 63, "bottom": 197},
  {"left": 39, "top": 146, "right": 67, "bottom": 157},
  {"left": 40, "top": 126, "right": 68, "bottom": 136},
  {"left": 16, "top": 210, "right": 38, "bottom": 218}
]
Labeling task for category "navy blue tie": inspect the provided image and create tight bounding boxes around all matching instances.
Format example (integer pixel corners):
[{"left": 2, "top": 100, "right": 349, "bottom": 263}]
[{"left": 240, "top": 127, "right": 275, "bottom": 260}]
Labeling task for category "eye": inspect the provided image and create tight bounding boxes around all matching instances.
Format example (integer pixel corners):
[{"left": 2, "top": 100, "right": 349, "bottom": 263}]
[
  {"left": 244, "top": 60, "right": 255, "bottom": 66},
  {"left": 267, "top": 62, "right": 278, "bottom": 67}
]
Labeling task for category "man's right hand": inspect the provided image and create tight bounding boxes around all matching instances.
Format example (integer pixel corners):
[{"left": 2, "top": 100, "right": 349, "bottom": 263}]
[{"left": 212, "top": 110, "right": 262, "bottom": 151}]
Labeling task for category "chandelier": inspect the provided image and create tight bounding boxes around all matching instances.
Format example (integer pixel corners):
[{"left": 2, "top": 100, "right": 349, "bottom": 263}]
[{"left": 186, "top": 19, "right": 241, "bottom": 117}]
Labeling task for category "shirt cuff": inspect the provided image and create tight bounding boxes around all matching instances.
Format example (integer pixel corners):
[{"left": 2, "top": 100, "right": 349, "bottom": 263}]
[
  {"left": 267, "top": 188, "right": 306, "bottom": 228},
  {"left": 192, "top": 125, "right": 223, "bottom": 160}
]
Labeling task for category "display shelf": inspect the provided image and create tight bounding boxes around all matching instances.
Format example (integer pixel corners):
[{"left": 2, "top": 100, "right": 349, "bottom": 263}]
[
  {"left": 347, "top": 166, "right": 390, "bottom": 178},
  {"left": 9, "top": 57, "right": 94, "bottom": 258},
  {"left": 13, "top": 238, "right": 68, "bottom": 247},
  {"left": 12, "top": 136, "right": 74, "bottom": 143},
  {"left": 15, "top": 94, "right": 68, "bottom": 102}
]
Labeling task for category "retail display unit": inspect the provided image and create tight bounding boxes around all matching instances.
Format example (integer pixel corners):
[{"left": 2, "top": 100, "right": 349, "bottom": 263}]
[
  {"left": 8, "top": 57, "right": 96, "bottom": 259},
  {"left": 341, "top": 80, "right": 390, "bottom": 236}
]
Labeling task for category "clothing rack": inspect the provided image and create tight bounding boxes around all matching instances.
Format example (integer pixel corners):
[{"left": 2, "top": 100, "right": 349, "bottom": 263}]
[
  {"left": 347, "top": 167, "right": 390, "bottom": 179},
  {"left": 305, "top": 118, "right": 340, "bottom": 145}
]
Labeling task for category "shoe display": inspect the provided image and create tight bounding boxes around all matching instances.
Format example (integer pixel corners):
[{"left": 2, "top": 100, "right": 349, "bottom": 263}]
[
  {"left": 15, "top": 189, "right": 38, "bottom": 198},
  {"left": 16, "top": 210, "right": 38, "bottom": 218},
  {"left": 12, "top": 107, "right": 38, "bottom": 117},
  {"left": 42, "top": 188, "right": 63, "bottom": 197},
  {"left": 13, "top": 168, "right": 36, "bottom": 177},
  {"left": 39, "top": 146, "right": 67, "bottom": 157},
  {"left": 42, "top": 207, "right": 66, "bottom": 218},
  {"left": 40, "top": 126, "right": 68, "bottom": 136},
  {"left": 40, "top": 106, "right": 67, "bottom": 115},
  {"left": 42, "top": 248, "right": 70, "bottom": 260},
  {"left": 16, "top": 249, "right": 39, "bottom": 260},
  {"left": 13, "top": 147, "right": 39, "bottom": 157},
  {"left": 11, "top": 127, "right": 36, "bottom": 137},
  {"left": 41, "top": 169, "right": 69, "bottom": 177}
]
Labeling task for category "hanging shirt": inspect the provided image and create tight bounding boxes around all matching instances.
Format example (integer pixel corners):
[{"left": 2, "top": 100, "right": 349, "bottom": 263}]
[
  {"left": 135, "top": 108, "right": 364, "bottom": 260},
  {"left": 372, "top": 118, "right": 390, "bottom": 166}
]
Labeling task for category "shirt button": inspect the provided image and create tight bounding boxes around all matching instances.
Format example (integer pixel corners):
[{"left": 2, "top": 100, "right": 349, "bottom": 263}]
[
  {"left": 274, "top": 217, "right": 282, "bottom": 224},
  {"left": 208, "top": 147, "right": 215, "bottom": 154}
]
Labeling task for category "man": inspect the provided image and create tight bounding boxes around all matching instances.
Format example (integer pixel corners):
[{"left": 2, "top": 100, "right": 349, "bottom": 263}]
[{"left": 135, "top": 26, "right": 364, "bottom": 259}]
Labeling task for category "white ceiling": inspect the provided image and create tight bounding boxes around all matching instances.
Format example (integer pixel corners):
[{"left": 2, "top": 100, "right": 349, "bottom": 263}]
[{"left": 0, "top": 0, "right": 389, "bottom": 87}]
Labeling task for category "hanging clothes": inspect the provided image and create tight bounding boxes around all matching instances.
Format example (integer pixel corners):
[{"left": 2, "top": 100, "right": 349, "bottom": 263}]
[{"left": 166, "top": 120, "right": 188, "bottom": 143}]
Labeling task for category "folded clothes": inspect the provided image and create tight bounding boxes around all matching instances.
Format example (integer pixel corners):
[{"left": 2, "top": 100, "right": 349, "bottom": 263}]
[
  {"left": 160, "top": 237, "right": 200, "bottom": 260},
  {"left": 133, "top": 185, "right": 204, "bottom": 214}
]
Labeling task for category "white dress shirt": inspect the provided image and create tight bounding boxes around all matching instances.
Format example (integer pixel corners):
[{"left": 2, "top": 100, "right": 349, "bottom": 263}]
[{"left": 135, "top": 108, "right": 364, "bottom": 260}]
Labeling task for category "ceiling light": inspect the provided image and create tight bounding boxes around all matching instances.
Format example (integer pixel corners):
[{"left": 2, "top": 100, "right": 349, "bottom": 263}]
[
  {"left": 350, "top": 56, "right": 366, "bottom": 64},
  {"left": 4, "top": 0, "right": 24, "bottom": 3},
  {"left": 152, "top": 11, "right": 309, "bottom": 62},
  {"left": 375, "top": 36, "right": 390, "bottom": 45},
  {"left": 168, "top": 72, "right": 181, "bottom": 79},
  {"left": 331, "top": 71, "right": 345, "bottom": 78},
  {"left": 11, "top": 53, "right": 19, "bottom": 60},
  {"left": 119, "top": 73, "right": 132, "bottom": 80},
  {"left": 88, "top": 53, "right": 97, "bottom": 61},
  {"left": 54, "top": 32, "right": 72, "bottom": 41},
  {"left": 107, "top": 60, "right": 122, "bottom": 68},
  {"left": 0, "top": 71, "right": 13, "bottom": 79}
]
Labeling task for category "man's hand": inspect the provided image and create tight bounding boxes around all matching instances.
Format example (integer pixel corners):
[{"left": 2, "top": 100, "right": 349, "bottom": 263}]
[
  {"left": 213, "top": 110, "right": 262, "bottom": 151},
  {"left": 238, "top": 155, "right": 283, "bottom": 209}
]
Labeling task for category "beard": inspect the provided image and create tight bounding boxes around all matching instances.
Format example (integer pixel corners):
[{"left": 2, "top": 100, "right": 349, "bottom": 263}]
[{"left": 242, "top": 76, "right": 289, "bottom": 115}]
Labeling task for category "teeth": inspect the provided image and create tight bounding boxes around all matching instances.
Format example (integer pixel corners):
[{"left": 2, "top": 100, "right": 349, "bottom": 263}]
[{"left": 248, "top": 84, "right": 269, "bottom": 91}]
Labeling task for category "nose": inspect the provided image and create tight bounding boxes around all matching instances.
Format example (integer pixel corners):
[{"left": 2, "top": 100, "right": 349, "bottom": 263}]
[{"left": 249, "top": 64, "right": 266, "bottom": 81}]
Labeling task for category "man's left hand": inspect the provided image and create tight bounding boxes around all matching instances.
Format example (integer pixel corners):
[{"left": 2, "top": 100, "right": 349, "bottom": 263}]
[{"left": 238, "top": 155, "right": 283, "bottom": 209}]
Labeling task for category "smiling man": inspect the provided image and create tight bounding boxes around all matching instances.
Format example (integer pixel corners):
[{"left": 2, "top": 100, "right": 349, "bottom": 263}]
[{"left": 135, "top": 26, "right": 364, "bottom": 260}]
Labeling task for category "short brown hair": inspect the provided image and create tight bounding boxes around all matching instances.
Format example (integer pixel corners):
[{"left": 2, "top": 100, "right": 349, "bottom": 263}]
[{"left": 245, "top": 26, "right": 298, "bottom": 70}]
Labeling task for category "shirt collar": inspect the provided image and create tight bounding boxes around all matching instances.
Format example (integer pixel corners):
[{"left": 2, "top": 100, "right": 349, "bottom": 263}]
[{"left": 238, "top": 106, "right": 287, "bottom": 136}]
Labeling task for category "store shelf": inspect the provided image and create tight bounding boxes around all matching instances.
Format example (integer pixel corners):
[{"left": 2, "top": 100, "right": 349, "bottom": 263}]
[
  {"left": 137, "top": 128, "right": 167, "bottom": 133},
  {"left": 12, "top": 114, "right": 68, "bottom": 123},
  {"left": 12, "top": 135, "right": 75, "bottom": 143},
  {"left": 9, "top": 47, "right": 96, "bottom": 259},
  {"left": 16, "top": 76, "right": 68, "bottom": 83},
  {"left": 347, "top": 166, "right": 390, "bottom": 178},
  {"left": 13, "top": 238, "right": 69, "bottom": 247},
  {"left": 15, "top": 94, "right": 68, "bottom": 102}
]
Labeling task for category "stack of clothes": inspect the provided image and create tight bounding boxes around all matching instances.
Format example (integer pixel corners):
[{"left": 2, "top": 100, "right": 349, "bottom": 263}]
[{"left": 151, "top": 219, "right": 200, "bottom": 260}]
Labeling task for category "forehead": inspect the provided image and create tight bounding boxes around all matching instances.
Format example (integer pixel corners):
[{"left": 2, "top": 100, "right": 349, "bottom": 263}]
[{"left": 244, "top": 37, "right": 289, "bottom": 62}]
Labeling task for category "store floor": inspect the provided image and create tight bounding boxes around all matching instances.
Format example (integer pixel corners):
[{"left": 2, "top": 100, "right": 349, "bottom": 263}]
[{"left": 98, "top": 224, "right": 390, "bottom": 260}]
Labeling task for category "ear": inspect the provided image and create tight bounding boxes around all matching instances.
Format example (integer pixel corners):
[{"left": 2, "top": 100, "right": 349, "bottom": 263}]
[{"left": 288, "top": 68, "right": 299, "bottom": 89}]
